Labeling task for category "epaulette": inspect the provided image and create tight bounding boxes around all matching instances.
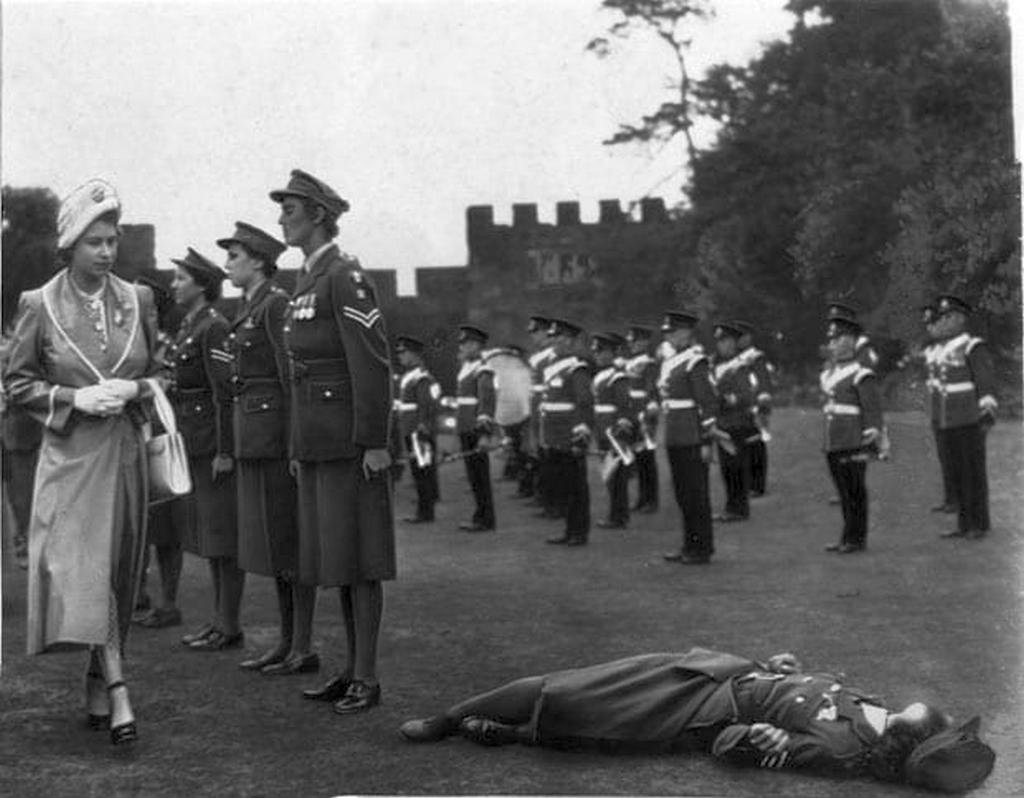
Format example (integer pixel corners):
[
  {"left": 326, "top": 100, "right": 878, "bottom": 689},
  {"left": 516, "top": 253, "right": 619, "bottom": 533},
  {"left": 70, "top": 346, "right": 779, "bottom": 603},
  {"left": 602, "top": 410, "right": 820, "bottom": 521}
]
[{"left": 853, "top": 366, "right": 876, "bottom": 385}]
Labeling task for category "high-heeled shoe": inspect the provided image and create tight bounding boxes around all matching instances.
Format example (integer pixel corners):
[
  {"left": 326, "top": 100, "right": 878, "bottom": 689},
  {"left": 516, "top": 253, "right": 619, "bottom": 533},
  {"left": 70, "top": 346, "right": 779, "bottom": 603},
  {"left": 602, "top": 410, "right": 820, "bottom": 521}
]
[
  {"left": 85, "top": 670, "right": 110, "bottom": 730},
  {"left": 106, "top": 682, "right": 138, "bottom": 746}
]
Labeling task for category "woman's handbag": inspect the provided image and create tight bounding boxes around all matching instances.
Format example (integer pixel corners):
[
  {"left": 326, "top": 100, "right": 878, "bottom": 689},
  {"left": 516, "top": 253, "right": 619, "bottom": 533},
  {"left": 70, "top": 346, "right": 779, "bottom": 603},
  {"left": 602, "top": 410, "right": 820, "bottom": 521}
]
[{"left": 145, "top": 378, "right": 192, "bottom": 503}]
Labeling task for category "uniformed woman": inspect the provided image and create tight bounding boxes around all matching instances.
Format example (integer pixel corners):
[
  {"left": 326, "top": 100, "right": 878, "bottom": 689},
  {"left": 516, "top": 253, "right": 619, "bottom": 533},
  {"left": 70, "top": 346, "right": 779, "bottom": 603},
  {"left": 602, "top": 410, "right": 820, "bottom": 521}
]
[
  {"left": 168, "top": 249, "right": 243, "bottom": 650},
  {"left": 218, "top": 222, "right": 317, "bottom": 674},
  {"left": 271, "top": 170, "right": 395, "bottom": 715}
]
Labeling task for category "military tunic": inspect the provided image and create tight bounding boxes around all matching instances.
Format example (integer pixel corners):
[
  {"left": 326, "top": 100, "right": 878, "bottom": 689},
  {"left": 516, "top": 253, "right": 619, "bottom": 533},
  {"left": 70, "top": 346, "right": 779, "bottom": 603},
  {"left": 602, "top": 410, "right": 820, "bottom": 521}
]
[
  {"left": 712, "top": 353, "right": 758, "bottom": 519},
  {"left": 923, "top": 341, "right": 955, "bottom": 507},
  {"left": 658, "top": 345, "right": 718, "bottom": 559},
  {"left": 593, "top": 363, "right": 633, "bottom": 526},
  {"left": 738, "top": 345, "right": 774, "bottom": 495},
  {"left": 227, "top": 280, "right": 298, "bottom": 576},
  {"left": 522, "top": 345, "right": 557, "bottom": 502},
  {"left": 168, "top": 303, "right": 237, "bottom": 559},
  {"left": 456, "top": 356, "right": 496, "bottom": 529},
  {"left": 932, "top": 332, "right": 997, "bottom": 535},
  {"left": 397, "top": 364, "right": 441, "bottom": 521},
  {"left": 283, "top": 243, "right": 395, "bottom": 586},
  {"left": 625, "top": 352, "right": 660, "bottom": 511},
  {"left": 820, "top": 358, "right": 883, "bottom": 549}
]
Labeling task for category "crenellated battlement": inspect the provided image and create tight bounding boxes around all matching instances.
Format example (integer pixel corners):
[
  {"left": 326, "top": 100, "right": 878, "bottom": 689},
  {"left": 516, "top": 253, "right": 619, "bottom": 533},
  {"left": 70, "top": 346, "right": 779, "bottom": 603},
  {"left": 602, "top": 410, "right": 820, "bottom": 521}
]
[{"left": 467, "top": 198, "right": 669, "bottom": 232}]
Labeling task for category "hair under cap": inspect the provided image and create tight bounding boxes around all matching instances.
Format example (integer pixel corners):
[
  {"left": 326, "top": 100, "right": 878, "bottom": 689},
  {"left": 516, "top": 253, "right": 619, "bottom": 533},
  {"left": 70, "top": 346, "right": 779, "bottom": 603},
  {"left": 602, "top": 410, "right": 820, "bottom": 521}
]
[{"left": 57, "top": 179, "right": 121, "bottom": 250}]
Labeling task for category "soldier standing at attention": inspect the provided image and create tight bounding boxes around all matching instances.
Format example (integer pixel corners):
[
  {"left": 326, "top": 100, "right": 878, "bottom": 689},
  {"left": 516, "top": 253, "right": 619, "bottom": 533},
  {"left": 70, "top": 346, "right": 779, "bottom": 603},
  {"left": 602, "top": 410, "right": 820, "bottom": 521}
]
[
  {"left": 455, "top": 324, "right": 497, "bottom": 532},
  {"left": 919, "top": 305, "right": 956, "bottom": 515},
  {"left": 820, "top": 306, "right": 884, "bottom": 554},
  {"left": 826, "top": 302, "right": 882, "bottom": 371},
  {"left": 733, "top": 320, "right": 774, "bottom": 497},
  {"left": 624, "top": 324, "right": 660, "bottom": 514},
  {"left": 542, "top": 319, "right": 594, "bottom": 547},
  {"left": 525, "top": 315, "right": 557, "bottom": 511},
  {"left": 218, "top": 222, "right": 318, "bottom": 676},
  {"left": 591, "top": 332, "right": 634, "bottom": 530},
  {"left": 271, "top": 169, "right": 395, "bottom": 715},
  {"left": 932, "top": 294, "right": 997, "bottom": 541},
  {"left": 395, "top": 335, "right": 441, "bottom": 524},
  {"left": 658, "top": 311, "right": 719, "bottom": 565},
  {"left": 711, "top": 322, "right": 758, "bottom": 524}
]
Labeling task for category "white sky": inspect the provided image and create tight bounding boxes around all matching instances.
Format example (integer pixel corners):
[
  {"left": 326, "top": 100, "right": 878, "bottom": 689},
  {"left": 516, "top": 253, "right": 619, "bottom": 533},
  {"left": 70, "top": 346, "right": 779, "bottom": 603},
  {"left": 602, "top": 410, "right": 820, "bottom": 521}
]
[{"left": 3, "top": 0, "right": 793, "bottom": 294}]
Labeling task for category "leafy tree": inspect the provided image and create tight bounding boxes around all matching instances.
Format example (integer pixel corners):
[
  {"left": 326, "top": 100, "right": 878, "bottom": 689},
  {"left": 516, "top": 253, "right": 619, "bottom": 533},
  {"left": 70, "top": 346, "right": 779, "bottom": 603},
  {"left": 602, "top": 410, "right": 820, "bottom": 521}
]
[{"left": 2, "top": 186, "right": 59, "bottom": 327}]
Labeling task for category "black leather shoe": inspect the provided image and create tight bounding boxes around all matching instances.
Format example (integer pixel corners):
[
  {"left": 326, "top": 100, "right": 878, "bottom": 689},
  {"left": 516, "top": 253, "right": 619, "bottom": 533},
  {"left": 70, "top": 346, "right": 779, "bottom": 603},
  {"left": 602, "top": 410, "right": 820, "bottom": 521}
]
[
  {"left": 403, "top": 516, "right": 434, "bottom": 524},
  {"left": 181, "top": 623, "right": 215, "bottom": 647},
  {"left": 931, "top": 503, "right": 957, "bottom": 514},
  {"left": 663, "top": 551, "right": 683, "bottom": 562},
  {"left": 566, "top": 537, "right": 588, "bottom": 547},
  {"left": 679, "top": 554, "right": 711, "bottom": 565},
  {"left": 333, "top": 681, "right": 381, "bottom": 715},
  {"left": 824, "top": 542, "right": 843, "bottom": 552},
  {"left": 400, "top": 715, "right": 457, "bottom": 742},
  {"left": 239, "top": 647, "right": 289, "bottom": 671},
  {"left": 546, "top": 535, "right": 570, "bottom": 545},
  {"left": 715, "top": 513, "right": 748, "bottom": 523},
  {"left": 636, "top": 504, "right": 658, "bottom": 515},
  {"left": 837, "top": 543, "right": 865, "bottom": 554},
  {"left": 303, "top": 674, "right": 352, "bottom": 702},
  {"left": 596, "top": 519, "right": 626, "bottom": 529},
  {"left": 459, "top": 522, "right": 494, "bottom": 532},
  {"left": 262, "top": 652, "right": 320, "bottom": 676},
  {"left": 939, "top": 529, "right": 967, "bottom": 539},
  {"left": 964, "top": 529, "right": 988, "bottom": 540},
  {"left": 189, "top": 630, "right": 245, "bottom": 651}
]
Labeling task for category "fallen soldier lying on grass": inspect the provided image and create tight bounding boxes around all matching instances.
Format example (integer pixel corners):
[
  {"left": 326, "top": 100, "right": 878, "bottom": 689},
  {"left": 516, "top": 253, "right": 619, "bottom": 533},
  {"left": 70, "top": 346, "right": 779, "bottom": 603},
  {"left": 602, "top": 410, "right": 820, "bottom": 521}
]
[{"left": 399, "top": 647, "right": 995, "bottom": 793}]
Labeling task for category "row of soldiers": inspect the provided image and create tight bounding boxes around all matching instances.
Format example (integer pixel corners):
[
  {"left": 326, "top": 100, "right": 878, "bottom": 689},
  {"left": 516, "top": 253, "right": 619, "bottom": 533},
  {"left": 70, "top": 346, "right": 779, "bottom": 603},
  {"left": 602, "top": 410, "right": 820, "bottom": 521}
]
[{"left": 392, "top": 293, "right": 998, "bottom": 560}]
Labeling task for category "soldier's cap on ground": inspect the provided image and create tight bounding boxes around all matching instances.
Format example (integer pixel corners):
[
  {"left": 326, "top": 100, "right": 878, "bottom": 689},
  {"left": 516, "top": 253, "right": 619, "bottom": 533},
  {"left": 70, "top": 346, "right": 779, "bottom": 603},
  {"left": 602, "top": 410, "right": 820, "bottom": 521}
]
[
  {"left": 826, "top": 301, "right": 862, "bottom": 324},
  {"left": 935, "top": 294, "right": 971, "bottom": 317},
  {"left": 826, "top": 318, "right": 862, "bottom": 339},
  {"left": 458, "top": 324, "right": 489, "bottom": 344},
  {"left": 269, "top": 169, "right": 350, "bottom": 217},
  {"left": 591, "top": 331, "right": 625, "bottom": 350},
  {"left": 526, "top": 315, "right": 551, "bottom": 333},
  {"left": 661, "top": 310, "right": 700, "bottom": 331},
  {"left": 920, "top": 303, "right": 938, "bottom": 324},
  {"left": 547, "top": 318, "right": 584, "bottom": 337},
  {"left": 217, "top": 222, "right": 286, "bottom": 266},
  {"left": 171, "top": 248, "right": 227, "bottom": 287},
  {"left": 626, "top": 323, "right": 656, "bottom": 340},
  {"left": 395, "top": 335, "right": 425, "bottom": 354},
  {"left": 729, "top": 319, "right": 754, "bottom": 336},
  {"left": 57, "top": 178, "right": 121, "bottom": 250},
  {"left": 714, "top": 321, "right": 744, "bottom": 340},
  {"left": 904, "top": 716, "right": 996, "bottom": 794}
]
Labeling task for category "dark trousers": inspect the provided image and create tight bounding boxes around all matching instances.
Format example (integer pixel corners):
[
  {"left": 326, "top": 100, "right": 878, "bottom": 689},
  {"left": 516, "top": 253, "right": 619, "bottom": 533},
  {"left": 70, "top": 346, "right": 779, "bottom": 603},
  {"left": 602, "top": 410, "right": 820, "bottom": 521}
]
[
  {"left": 502, "top": 420, "right": 527, "bottom": 480},
  {"left": 940, "top": 424, "right": 990, "bottom": 533},
  {"left": 826, "top": 451, "right": 868, "bottom": 547},
  {"left": 406, "top": 434, "right": 438, "bottom": 520},
  {"left": 749, "top": 438, "right": 768, "bottom": 495},
  {"left": 607, "top": 459, "right": 630, "bottom": 525},
  {"left": 549, "top": 449, "right": 590, "bottom": 540},
  {"left": 538, "top": 447, "right": 567, "bottom": 517},
  {"left": 667, "top": 445, "right": 713, "bottom": 558},
  {"left": 634, "top": 448, "right": 658, "bottom": 509},
  {"left": 932, "top": 423, "right": 956, "bottom": 507},
  {"left": 517, "top": 453, "right": 537, "bottom": 497},
  {"left": 460, "top": 431, "right": 495, "bottom": 528},
  {"left": 718, "top": 428, "right": 752, "bottom": 518}
]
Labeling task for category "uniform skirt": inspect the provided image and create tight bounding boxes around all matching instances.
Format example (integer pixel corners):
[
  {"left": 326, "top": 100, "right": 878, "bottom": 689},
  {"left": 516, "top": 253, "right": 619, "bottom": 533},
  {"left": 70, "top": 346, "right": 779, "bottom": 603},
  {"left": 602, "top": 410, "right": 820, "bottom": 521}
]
[
  {"left": 236, "top": 458, "right": 298, "bottom": 577},
  {"left": 178, "top": 455, "right": 238, "bottom": 558},
  {"left": 295, "top": 458, "right": 395, "bottom": 586},
  {"left": 146, "top": 499, "right": 179, "bottom": 548}
]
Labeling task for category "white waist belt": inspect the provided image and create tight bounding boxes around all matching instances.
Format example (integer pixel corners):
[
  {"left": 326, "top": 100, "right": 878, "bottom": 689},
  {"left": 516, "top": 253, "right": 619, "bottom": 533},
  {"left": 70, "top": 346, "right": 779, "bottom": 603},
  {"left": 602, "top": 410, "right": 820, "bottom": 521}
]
[
  {"left": 595, "top": 404, "right": 616, "bottom": 413},
  {"left": 629, "top": 390, "right": 648, "bottom": 399},
  {"left": 541, "top": 402, "right": 576, "bottom": 412},
  {"left": 662, "top": 399, "right": 696, "bottom": 410},
  {"left": 396, "top": 402, "right": 418, "bottom": 412},
  {"left": 456, "top": 397, "right": 479, "bottom": 405},
  {"left": 941, "top": 381, "right": 975, "bottom": 393},
  {"left": 824, "top": 402, "right": 861, "bottom": 415}
]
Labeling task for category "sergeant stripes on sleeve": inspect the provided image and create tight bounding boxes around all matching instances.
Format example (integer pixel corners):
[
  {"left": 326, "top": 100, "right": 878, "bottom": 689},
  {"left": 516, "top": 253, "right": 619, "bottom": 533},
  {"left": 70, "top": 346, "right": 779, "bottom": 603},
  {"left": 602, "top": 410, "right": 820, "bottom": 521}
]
[
  {"left": 209, "top": 348, "right": 233, "bottom": 364},
  {"left": 342, "top": 305, "right": 382, "bottom": 329}
]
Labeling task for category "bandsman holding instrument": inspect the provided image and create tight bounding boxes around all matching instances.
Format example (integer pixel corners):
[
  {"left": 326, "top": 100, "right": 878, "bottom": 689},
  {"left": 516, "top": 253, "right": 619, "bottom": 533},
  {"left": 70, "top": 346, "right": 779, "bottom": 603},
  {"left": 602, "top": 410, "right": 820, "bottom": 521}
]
[
  {"left": 395, "top": 335, "right": 441, "bottom": 524},
  {"left": 525, "top": 315, "right": 558, "bottom": 511},
  {"left": 455, "top": 324, "right": 497, "bottom": 532},
  {"left": 658, "top": 311, "right": 719, "bottom": 565},
  {"left": 624, "top": 324, "right": 660, "bottom": 514},
  {"left": 541, "top": 319, "right": 594, "bottom": 547},
  {"left": 733, "top": 320, "right": 774, "bottom": 497},
  {"left": 919, "top": 304, "right": 956, "bottom": 515},
  {"left": 591, "top": 332, "right": 635, "bottom": 530}
]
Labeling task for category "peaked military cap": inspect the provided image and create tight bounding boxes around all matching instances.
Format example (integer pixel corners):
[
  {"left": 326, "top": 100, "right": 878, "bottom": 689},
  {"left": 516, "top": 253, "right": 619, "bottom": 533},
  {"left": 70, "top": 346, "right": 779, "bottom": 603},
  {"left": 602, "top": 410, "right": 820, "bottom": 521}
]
[
  {"left": 548, "top": 318, "right": 584, "bottom": 337},
  {"left": 661, "top": 310, "right": 699, "bottom": 332},
  {"left": 936, "top": 294, "right": 972, "bottom": 317},
  {"left": 904, "top": 716, "right": 996, "bottom": 793},
  {"left": 458, "top": 324, "right": 489, "bottom": 344},
  {"left": 171, "top": 248, "right": 226, "bottom": 288},
  {"left": 591, "top": 331, "right": 625, "bottom": 350},
  {"left": 526, "top": 314, "right": 551, "bottom": 333},
  {"left": 729, "top": 319, "right": 754, "bottom": 336},
  {"left": 626, "top": 323, "right": 656, "bottom": 341},
  {"left": 216, "top": 221, "right": 286, "bottom": 264},
  {"left": 826, "top": 318, "right": 861, "bottom": 338},
  {"left": 269, "top": 169, "right": 350, "bottom": 217},
  {"left": 395, "top": 335, "right": 426, "bottom": 354},
  {"left": 826, "top": 301, "right": 862, "bottom": 324},
  {"left": 714, "top": 321, "right": 744, "bottom": 339}
]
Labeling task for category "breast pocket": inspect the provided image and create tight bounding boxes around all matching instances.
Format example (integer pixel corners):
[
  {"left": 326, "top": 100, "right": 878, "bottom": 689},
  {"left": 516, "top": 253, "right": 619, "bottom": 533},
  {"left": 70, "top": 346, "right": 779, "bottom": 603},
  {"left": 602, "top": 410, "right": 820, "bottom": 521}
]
[
  {"left": 312, "top": 381, "right": 346, "bottom": 402},
  {"left": 242, "top": 393, "right": 282, "bottom": 414}
]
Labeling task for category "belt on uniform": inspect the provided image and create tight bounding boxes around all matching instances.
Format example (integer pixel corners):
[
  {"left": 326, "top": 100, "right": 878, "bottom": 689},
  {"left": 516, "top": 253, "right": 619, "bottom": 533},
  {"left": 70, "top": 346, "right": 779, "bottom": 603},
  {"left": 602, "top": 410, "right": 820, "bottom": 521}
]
[
  {"left": 395, "top": 401, "right": 418, "bottom": 412},
  {"left": 823, "top": 402, "right": 861, "bottom": 415},
  {"left": 595, "top": 403, "right": 616, "bottom": 413},
  {"left": 540, "top": 402, "right": 575, "bottom": 412},
  {"left": 456, "top": 397, "right": 479, "bottom": 406},
  {"left": 662, "top": 399, "right": 696, "bottom": 410},
  {"left": 289, "top": 357, "right": 347, "bottom": 383},
  {"left": 628, "top": 390, "right": 648, "bottom": 399},
  {"left": 531, "top": 385, "right": 545, "bottom": 393},
  {"left": 941, "top": 381, "right": 975, "bottom": 393},
  {"left": 172, "top": 387, "right": 211, "bottom": 402}
]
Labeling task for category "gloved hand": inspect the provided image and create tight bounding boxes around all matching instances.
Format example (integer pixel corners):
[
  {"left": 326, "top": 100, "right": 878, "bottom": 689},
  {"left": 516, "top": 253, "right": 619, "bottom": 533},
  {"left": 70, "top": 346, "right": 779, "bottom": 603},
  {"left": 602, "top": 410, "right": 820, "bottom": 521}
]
[{"left": 475, "top": 415, "right": 495, "bottom": 436}]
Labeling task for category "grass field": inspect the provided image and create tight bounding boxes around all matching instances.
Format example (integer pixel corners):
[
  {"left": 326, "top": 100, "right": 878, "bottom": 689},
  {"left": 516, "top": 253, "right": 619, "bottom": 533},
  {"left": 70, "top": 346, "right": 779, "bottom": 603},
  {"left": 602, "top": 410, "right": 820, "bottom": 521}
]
[{"left": 1, "top": 408, "right": 1022, "bottom": 797}]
